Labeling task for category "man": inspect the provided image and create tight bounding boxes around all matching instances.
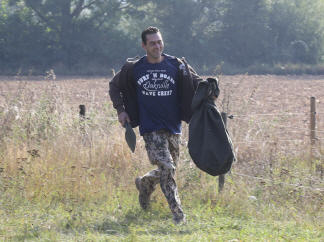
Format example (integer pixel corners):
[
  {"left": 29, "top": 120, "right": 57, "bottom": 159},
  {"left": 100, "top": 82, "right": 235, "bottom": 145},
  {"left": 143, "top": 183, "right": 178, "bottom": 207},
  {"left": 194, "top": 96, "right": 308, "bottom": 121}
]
[{"left": 109, "top": 26, "right": 202, "bottom": 224}]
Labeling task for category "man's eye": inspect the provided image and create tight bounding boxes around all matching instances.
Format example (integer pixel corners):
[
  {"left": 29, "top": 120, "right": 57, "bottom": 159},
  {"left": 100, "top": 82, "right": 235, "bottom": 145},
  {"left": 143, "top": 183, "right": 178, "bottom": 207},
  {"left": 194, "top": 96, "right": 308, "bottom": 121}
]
[{"left": 149, "top": 41, "right": 162, "bottom": 46}]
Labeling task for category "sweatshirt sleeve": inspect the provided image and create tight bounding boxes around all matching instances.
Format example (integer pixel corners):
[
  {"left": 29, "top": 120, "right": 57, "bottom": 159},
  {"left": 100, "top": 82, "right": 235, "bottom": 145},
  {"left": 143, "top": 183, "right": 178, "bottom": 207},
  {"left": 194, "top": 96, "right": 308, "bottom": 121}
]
[{"left": 109, "top": 71, "right": 125, "bottom": 114}]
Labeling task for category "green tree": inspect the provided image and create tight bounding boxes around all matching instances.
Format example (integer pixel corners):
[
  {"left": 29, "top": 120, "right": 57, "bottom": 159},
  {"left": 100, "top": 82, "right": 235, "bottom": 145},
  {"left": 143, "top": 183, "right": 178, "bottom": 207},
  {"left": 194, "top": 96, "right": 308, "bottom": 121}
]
[
  {"left": 25, "top": 0, "right": 125, "bottom": 68},
  {"left": 219, "top": 0, "right": 272, "bottom": 67},
  {"left": 190, "top": 0, "right": 227, "bottom": 68},
  {"left": 4, "top": 0, "right": 130, "bottom": 72},
  {"left": 1, "top": 0, "right": 324, "bottom": 74},
  {"left": 269, "top": 0, "right": 324, "bottom": 64},
  {"left": 0, "top": 1, "right": 51, "bottom": 73}
]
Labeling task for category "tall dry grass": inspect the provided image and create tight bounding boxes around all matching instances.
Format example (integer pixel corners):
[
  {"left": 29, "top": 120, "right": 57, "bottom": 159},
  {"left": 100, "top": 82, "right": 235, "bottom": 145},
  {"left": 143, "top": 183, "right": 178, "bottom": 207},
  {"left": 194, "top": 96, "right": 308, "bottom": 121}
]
[{"left": 0, "top": 75, "right": 323, "bottom": 226}]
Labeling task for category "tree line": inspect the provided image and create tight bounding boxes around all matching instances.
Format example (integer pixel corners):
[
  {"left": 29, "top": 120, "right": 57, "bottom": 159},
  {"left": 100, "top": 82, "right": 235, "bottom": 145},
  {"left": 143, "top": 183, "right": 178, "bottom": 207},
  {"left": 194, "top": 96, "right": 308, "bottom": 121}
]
[{"left": 1, "top": 0, "right": 324, "bottom": 75}]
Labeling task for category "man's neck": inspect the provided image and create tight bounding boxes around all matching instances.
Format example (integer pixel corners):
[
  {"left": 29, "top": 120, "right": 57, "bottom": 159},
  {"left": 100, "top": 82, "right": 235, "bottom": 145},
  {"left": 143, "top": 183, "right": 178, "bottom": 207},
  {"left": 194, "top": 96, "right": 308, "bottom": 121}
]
[{"left": 146, "top": 55, "right": 164, "bottom": 64}]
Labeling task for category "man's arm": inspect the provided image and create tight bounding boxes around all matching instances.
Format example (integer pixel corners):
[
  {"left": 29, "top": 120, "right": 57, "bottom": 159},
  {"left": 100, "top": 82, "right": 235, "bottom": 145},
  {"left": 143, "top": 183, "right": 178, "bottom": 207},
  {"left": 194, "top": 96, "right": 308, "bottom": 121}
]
[
  {"left": 187, "top": 64, "right": 203, "bottom": 90},
  {"left": 178, "top": 57, "right": 203, "bottom": 90},
  {"left": 109, "top": 71, "right": 124, "bottom": 114},
  {"left": 184, "top": 59, "right": 219, "bottom": 99},
  {"left": 189, "top": 67, "right": 219, "bottom": 100},
  {"left": 109, "top": 71, "right": 130, "bottom": 126}
]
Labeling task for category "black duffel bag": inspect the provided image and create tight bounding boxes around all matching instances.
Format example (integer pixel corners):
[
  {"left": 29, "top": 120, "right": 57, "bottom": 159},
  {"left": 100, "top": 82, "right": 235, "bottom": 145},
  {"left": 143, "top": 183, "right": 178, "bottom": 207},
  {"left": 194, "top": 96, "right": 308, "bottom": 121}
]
[{"left": 188, "top": 78, "right": 235, "bottom": 176}]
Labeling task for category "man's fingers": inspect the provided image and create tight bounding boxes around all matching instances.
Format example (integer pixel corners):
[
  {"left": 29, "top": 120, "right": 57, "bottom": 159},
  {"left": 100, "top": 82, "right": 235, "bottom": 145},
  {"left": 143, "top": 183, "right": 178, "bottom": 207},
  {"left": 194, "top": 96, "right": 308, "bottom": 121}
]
[
  {"left": 118, "top": 112, "right": 130, "bottom": 127},
  {"left": 119, "top": 118, "right": 126, "bottom": 127}
]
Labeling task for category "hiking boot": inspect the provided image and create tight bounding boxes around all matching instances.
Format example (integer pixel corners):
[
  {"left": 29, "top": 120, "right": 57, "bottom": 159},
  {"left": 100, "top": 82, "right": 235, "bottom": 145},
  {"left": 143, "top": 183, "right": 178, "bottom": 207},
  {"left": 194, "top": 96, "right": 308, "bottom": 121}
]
[
  {"left": 173, "top": 214, "right": 186, "bottom": 225},
  {"left": 135, "top": 177, "right": 150, "bottom": 210}
]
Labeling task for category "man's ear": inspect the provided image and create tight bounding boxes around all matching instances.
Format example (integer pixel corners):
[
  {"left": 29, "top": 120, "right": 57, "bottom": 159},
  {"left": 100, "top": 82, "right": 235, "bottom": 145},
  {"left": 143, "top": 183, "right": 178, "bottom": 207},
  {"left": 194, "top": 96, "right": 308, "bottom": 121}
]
[{"left": 141, "top": 42, "right": 146, "bottom": 50}]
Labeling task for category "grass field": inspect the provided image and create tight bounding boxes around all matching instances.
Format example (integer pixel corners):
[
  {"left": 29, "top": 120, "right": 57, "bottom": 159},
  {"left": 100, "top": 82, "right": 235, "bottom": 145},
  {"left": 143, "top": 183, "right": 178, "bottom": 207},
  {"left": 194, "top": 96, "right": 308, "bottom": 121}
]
[{"left": 0, "top": 75, "right": 323, "bottom": 241}]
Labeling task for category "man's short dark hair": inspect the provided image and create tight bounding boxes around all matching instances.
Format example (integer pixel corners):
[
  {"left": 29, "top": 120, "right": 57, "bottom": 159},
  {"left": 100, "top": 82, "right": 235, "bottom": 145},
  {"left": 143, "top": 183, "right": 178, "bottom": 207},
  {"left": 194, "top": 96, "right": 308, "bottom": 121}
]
[{"left": 141, "top": 26, "right": 160, "bottom": 45}]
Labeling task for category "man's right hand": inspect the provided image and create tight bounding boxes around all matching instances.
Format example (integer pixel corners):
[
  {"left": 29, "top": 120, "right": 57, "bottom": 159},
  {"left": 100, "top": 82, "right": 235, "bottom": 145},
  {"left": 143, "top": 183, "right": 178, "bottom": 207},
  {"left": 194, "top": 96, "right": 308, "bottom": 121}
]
[{"left": 118, "top": 111, "right": 130, "bottom": 127}]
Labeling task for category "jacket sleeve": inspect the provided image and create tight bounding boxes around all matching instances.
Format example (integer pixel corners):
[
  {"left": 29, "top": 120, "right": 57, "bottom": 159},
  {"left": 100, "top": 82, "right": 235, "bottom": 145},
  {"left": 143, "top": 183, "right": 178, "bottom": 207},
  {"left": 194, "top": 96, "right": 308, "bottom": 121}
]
[
  {"left": 178, "top": 57, "right": 203, "bottom": 90},
  {"left": 187, "top": 64, "right": 203, "bottom": 90},
  {"left": 109, "top": 71, "right": 125, "bottom": 115}
]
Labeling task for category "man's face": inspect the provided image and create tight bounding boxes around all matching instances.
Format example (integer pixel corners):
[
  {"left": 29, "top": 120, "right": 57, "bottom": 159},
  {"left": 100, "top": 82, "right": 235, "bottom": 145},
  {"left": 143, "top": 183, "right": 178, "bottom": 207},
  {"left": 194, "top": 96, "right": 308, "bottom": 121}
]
[{"left": 142, "top": 32, "right": 164, "bottom": 60}]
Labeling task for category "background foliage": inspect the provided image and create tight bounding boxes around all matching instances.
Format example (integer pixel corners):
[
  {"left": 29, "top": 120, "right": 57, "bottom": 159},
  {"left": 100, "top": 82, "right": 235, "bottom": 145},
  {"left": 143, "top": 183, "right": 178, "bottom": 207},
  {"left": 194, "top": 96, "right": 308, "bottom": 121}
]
[{"left": 1, "top": 0, "right": 324, "bottom": 75}]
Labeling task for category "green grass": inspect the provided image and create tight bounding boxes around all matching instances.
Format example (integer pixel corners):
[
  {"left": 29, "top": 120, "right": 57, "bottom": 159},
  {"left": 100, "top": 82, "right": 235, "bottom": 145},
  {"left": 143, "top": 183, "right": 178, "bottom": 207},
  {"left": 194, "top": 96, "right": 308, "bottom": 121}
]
[{"left": 1, "top": 170, "right": 323, "bottom": 241}]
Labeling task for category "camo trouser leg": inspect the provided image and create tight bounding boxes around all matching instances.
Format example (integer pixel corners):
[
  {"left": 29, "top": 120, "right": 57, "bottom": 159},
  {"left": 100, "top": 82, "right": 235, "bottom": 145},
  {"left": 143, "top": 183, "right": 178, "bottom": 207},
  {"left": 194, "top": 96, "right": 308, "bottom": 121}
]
[{"left": 141, "top": 130, "right": 184, "bottom": 219}]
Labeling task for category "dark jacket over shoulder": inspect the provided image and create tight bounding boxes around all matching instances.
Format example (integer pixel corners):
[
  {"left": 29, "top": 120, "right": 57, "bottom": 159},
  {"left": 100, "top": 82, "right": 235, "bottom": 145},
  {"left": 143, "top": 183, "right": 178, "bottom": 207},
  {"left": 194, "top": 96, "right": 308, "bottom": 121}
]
[
  {"left": 109, "top": 55, "right": 202, "bottom": 128},
  {"left": 188, "top": 78, "right": 235, "bottom": 176}
]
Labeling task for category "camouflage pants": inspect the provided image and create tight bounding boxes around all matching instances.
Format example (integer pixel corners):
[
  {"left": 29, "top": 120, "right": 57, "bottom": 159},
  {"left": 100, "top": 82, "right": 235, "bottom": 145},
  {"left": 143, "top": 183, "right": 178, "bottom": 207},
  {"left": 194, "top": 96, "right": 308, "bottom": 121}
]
[{"left": 141, "top": 130, "right": 184, "bottom": 219}]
